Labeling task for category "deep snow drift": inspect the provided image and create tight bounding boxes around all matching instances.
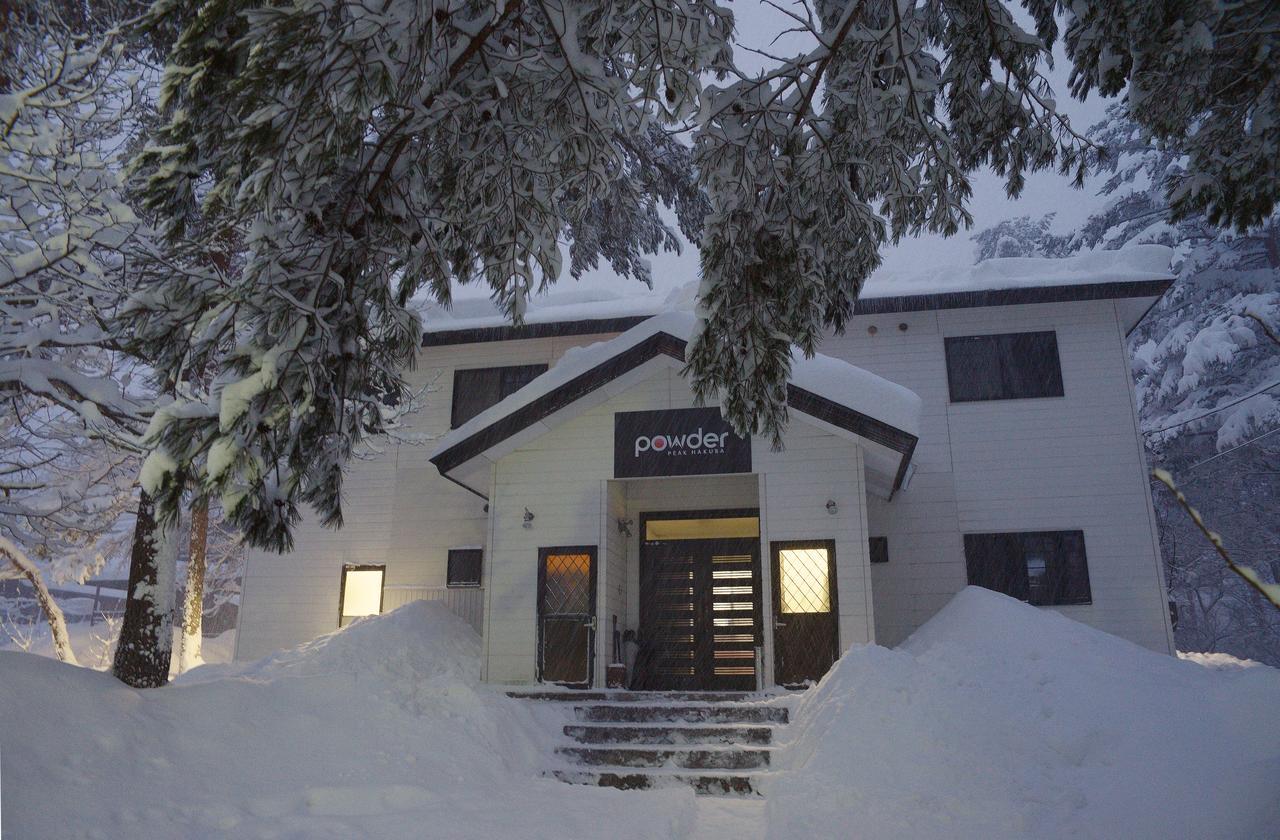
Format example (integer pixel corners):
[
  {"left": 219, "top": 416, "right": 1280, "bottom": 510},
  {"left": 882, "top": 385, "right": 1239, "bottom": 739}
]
[
  {"left": 1, "top": 590, "right": 1277, "bottom": 839},
  {"left": 768, "top": 587, "right": 1280, "bottom": 839},
  {"left": 0, "top": 602, "right": 694, "bottom": 839}
]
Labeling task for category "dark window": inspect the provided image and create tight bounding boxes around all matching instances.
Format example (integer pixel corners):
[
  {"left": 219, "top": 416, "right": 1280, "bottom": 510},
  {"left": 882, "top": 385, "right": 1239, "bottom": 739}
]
[
  {"left": 447, "top": 548, "right": 483, "bottom": 588},
  {"left": 963, "top": 530, "right": 1091, "bottom": 606},
  {"left": 869, "top": 537, "right": 889, "bottom": 564},
  {"left": 450, "top": 364, "right": 548, "bottom": 428},
  {"left": 944, "top": 331, "right": 1064, "bottom": 402}
]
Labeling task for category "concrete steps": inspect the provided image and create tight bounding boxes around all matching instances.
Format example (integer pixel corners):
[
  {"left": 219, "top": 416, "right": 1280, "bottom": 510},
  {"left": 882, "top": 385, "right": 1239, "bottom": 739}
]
[
  {"left": 563, "top": 724, "right": 773, "bottom": 746},
  {"left": 575, "top": 704, "right": 789, "bottom": 725},
  {"left": 548, "top": 769, "right": 758, "bottom": 796},
  {"left": 556, "top": 745, "right": 770, "bottom": 770},
  {"left": 513, "top": 691, "right": 789, "bottom": 797}
]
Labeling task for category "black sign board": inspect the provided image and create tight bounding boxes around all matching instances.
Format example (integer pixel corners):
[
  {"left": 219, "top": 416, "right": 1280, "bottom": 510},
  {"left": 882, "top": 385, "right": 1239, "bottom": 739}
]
[{"left": 614, "top": 408, "right": 751, "bottom": 478}]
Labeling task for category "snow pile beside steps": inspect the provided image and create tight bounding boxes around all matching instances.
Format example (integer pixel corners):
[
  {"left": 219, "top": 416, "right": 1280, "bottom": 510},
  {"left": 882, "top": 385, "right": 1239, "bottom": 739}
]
[
  {"left": 0, "top": 601, "right": 694, "bottom": 840},
  {"left": 768, "top": 587, "right": 1280, "bottom": 839}
]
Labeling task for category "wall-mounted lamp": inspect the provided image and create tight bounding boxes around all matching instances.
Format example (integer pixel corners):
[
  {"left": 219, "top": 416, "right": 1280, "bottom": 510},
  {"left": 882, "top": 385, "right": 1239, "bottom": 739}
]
[
  {"left": 826, "top": 499, "right": 838, "bottom": 515},
  {"left": 617, "top": 517, "right": 634, "bottom": 537},
  {"left": 522, "top": 507, "right": 535, "bottom": 529}
]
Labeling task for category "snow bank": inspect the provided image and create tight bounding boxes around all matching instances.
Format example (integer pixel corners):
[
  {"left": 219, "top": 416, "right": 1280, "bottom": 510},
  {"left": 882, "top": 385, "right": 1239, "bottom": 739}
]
[
  {"left": 432, "top": 310, "right": 922, "bottom": 457},
  {"left": 0, "top": 601, "right": 693, "bottom": 839},
  {"left": 768, "top": 587, "right": 1280, "bottom": 839}
]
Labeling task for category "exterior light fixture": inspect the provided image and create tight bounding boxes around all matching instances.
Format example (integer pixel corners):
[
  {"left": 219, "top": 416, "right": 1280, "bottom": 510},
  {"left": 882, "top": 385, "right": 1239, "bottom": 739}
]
[
  {"left": 826, "top": 499, "right": 838, "bottom": 515},
  {"left": 522, "top": 507, "right": 535, "bottom": 529}
]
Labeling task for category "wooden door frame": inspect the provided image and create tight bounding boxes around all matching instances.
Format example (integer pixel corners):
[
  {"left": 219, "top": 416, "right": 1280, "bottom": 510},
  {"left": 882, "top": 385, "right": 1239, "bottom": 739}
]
[
  {"left": 770, "top": 539, "right": 840, "bottom": 687},
  {"left": 536, "top": 545, "right": 598, "bottom": 688}
]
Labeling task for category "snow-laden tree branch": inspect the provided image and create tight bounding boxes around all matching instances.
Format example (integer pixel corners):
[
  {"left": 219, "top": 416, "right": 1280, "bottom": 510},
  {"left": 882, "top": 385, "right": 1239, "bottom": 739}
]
[
  {"left": 1, "top": 6, "right": 153, "bottom": 596},
  {"left": 687, "top": 0, "right": 1099, "bottom": 443},
  {"left": 128, "top": 0, "right": 735, "bottom": 550},
  {"left": 0, "top": 536, "right": 79, "bottom": 665}
]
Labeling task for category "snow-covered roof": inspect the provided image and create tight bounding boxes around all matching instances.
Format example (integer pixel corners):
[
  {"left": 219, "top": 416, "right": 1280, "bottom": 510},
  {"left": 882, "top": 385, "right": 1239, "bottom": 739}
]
[
  {"left": 420, "top": 244, "right": 1174, "bottom": 334},
  {"left": 430, "top": 311, "right": 922, "bottom": 498}
]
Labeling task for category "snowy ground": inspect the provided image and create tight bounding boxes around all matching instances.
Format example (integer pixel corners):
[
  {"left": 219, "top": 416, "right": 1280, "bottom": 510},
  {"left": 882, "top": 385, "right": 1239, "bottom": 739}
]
[
  {"left": 0, "top": 618, "right": 237, "bottom": 672},
  {"left": 1, "top": 591, "right": 1278, "bottom": 839}
]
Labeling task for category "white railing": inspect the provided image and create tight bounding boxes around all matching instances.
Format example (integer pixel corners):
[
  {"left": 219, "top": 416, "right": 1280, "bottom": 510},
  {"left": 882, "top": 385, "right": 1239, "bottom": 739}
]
[{"left": 382, "top": 585, "right": 484, "bottom": 634}]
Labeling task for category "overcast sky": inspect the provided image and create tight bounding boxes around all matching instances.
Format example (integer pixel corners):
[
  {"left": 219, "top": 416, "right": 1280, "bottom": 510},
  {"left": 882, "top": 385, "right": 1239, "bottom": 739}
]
[{"left": 456, "top": 1, "right": 1118, "bottom": 305}]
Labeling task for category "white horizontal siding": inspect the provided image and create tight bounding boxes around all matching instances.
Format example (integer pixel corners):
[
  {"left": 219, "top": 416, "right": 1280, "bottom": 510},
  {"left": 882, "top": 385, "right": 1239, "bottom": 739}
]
[
  {"left": 238, "top": 297, "right": 1174, "bottom": 670},
  {"left": 845, "top": 300, "right": 1173, "bottom": 653},
  {"left": 235, "top": 333, "right": 619, "bottom": 661}
]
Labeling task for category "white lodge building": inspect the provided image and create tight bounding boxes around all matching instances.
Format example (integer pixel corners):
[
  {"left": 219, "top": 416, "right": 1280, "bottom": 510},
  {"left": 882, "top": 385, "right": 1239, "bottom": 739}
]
[{"left": 235, "top": 247, "right": 1179, "bottom": 690}]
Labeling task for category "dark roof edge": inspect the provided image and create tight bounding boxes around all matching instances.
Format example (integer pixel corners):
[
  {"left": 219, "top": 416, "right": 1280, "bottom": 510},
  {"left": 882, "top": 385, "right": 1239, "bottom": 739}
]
[
  {"left": 430, "top": 331, "right": 686, "bottom": 474},
  {"left": 422, "top": 316, "right": 652, "bottom": 347},
  {"left": 786, "top": 385, "right": 918, "bottom": 497},
  {"left": 420, "top": 279, "right": 1174, "bottom": 348}
]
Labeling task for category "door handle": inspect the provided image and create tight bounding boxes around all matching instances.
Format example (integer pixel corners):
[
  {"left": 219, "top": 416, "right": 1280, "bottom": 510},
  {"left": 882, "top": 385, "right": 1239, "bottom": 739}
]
[
  {"left": 774, "top": 620, "right": 787, "bottom": 629},
  {"left": 584, "top": 617, "right": 597, "bottom": 630}
]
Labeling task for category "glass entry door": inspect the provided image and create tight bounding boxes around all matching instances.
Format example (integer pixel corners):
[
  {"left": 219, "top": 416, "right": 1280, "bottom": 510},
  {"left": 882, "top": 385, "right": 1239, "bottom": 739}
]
[
  {"left": 635, "top": 512, "right": 761, "bottom": 691},
  {"left": 771, "top": 540, "right": 840, "bottom": 686},
  {"left": 537, "top": 547, "right": 597, "bottom": 687}
]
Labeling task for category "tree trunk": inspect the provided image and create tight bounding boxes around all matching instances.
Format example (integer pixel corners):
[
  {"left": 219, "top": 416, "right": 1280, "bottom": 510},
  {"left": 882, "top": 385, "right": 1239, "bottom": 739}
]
[
  {"left": 177, "top": 498, "right": 209, "bottom": 673},
  {"left": 0, "top": 536, "right": 79, "bottom": 666},
  {"left": 112, "top": 489, "right": 180, "bottom": 688}
]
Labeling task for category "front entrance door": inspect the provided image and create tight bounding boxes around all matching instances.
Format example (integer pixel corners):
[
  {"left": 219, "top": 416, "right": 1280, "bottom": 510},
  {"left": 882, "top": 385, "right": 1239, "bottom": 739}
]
[
  {"left": 537, "top": 546, "right": 597, "bottom": 687},
  {"left": 771, "top": 540, "right": 840, "bottom": 686},
  {"left": 635, "top": 512, "right": 761, "bottom": 691}
]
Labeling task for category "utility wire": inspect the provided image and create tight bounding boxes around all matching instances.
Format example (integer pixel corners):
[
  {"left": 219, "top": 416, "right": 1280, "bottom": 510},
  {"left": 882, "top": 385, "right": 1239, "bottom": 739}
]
[
  {"left": 1144, "top": 379, "right": 1280, "bottom": 435},
  {"left": 1183, "top": 426, "right": 1280, "bottom": 473}
]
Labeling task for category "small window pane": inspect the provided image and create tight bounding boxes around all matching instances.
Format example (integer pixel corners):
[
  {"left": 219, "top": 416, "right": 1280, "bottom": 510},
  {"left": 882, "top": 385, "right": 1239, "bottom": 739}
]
[
  {"left": 869, "top": 537, "right": 889, "bottom": 564},
  {"left": 447, "top": 548, "right": 483, "bottom": 588},
  {"left": 542, "top": 553, "right": 593, "bottom": 614},
  {"left": 340, "top": 566, "right": 384, "bottom": 626},
  {"left": 779, "top": 547, "right": 831, "bottom": 614}
]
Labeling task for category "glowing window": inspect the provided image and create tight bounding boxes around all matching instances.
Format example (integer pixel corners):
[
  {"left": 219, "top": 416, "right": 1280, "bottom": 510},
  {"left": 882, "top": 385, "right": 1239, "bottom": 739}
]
[
  {"left": 339, "top": 565, "right": 385, "bottom": 626},
  {"left": 644, "top": 516, "right": 759, "bottom": 541},
  {"left": 779, "top": 547, "right": 832, "bottom": 614}
]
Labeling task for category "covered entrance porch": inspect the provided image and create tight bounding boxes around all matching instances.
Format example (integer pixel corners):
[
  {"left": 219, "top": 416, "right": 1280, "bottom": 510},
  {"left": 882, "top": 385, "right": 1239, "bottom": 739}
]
[{"left": 427, "top": 312, "right": 922, "bottom": 691}]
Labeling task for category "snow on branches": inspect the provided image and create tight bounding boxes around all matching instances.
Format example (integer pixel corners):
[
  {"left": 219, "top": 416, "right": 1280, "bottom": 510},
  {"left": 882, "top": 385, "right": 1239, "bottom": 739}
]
[
  {"left": 130, "top": 0, "right": 734, "bottom": 549},
  {"left": 1, "top": 8, "right": 152, "bottom": 585},
  {"left": 128, "top": 0, "right": 1280, "bottom": 548},
  {"left": 688, "top": 0, "right": 1097, "bottom": 444}
]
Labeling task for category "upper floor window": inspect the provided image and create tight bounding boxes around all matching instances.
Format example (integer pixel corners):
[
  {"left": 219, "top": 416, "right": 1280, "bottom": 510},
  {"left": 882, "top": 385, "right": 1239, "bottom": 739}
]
[
  {"left": 944, "top": 331, "right": 1063, "bottom": 402},
  {"left": 869, "top": 536, "right": 890, "bottom": 564},
  {"left": 963, "top": 530, "right": 1091, "bottom": 606},
  {"left": 450, "top": 364, "right": 548, "bottom": 428}
]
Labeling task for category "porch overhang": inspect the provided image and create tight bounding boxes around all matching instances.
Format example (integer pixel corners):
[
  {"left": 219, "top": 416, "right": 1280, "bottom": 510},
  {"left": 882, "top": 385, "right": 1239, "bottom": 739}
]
[{"left": 429, "top": 313, "right": 921, "bottom": 500}]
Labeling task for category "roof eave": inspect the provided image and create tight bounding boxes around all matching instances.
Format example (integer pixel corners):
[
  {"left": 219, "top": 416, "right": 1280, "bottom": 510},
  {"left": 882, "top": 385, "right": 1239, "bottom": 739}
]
[{"left": 420, "top": 279, "right": 1176, "bottom": 348}]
